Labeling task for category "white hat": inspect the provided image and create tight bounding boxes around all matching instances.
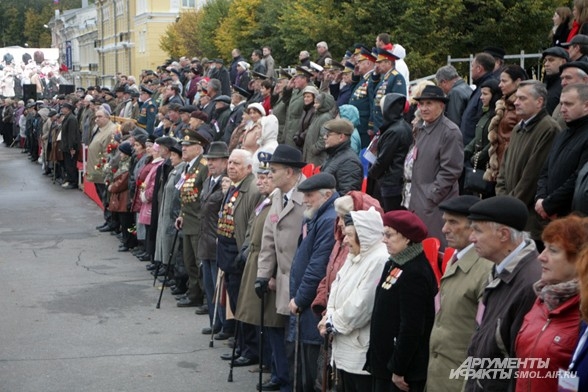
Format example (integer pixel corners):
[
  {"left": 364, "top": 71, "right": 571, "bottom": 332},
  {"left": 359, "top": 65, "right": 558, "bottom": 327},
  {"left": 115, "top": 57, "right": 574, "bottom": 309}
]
[
  {"left": 84, "top": 94, "right": 94, "bottom": 102},
  {"left": 237, "top": 61, "right": 250, "bottom": 70},
  {"left": 247, "top": 103, "right": 266, "bottom": 116}
]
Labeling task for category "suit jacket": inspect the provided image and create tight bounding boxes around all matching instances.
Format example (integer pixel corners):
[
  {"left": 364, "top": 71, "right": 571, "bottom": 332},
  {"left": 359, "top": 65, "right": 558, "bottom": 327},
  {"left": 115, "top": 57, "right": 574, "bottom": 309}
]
[
  {"left": 257, "top": 177, "right": 307, "bottom": 315},
  {"left": 86, "top": 121, "right": 116, "bottom": 183},
  {"left": 179, "top": 155, "right": 209, "bottom": 235},
  {"left": 427, "top": 246, "right": 493, "bottom": 392},
  {"left": 197, "top": 174, "right": 224, "bottom": 260}
]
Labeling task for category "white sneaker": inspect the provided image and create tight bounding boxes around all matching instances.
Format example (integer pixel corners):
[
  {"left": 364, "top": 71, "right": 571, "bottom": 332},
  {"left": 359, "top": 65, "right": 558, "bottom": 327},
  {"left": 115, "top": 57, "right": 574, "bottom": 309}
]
[{"left": 61, "top": 182, "right": 70, "bottom": 188}]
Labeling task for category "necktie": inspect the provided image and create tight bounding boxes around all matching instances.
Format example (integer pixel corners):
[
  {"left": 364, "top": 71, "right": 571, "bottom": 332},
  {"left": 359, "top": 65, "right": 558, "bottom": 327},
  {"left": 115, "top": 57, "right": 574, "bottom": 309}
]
[
  {"left": 283, "top": 195, "right": 288, "bottom": 208},
  {"left": 209, "top": 177, "right": 216, "bottom": 191}
]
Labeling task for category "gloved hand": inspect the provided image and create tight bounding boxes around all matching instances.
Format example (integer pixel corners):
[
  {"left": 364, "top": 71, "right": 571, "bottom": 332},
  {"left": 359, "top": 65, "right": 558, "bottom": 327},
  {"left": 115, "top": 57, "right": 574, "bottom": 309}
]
[
  {"left": 254, "top": 278, "right": 269, "bottom": 299},
  {"left": 232, "top": 246, "right": 249, "bottom": 272}
]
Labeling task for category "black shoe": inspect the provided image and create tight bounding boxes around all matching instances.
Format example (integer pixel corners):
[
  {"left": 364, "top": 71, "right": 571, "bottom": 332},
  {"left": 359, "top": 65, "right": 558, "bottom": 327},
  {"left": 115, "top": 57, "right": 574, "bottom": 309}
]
[
  {"left": 170, "top": 286, "right": 187, "bottom": 295},
  {"left": 146, "top": 263, "right": 158, "bottom": 271},
  {"left": 98, "top": 225, "right": 115, "bottom": 232},
  {"left": 220, "top": 351, "right": 240, "bottom": 361},
  {"left": 194, "top": 305, "right": 209, "bottom": 315},
  {"left": 232, "top": 356, "right": 258, "bottom": 367},
  {"left": 138, "top": 254, "right": 151, "bottom": 262},
  {"left": 176, "top": 298, "right": 200, "bottom": 307},
  {"left": 118, "top": 246, "right": 129, "bottom": 252},
  {"left": 201, "top": 327, "right": 221, "bottom": 335},
  {"left": 174, "top": 294, "right": 188, "bottom": 301},
  {"left": 214, "top": 331, "right": 232, "bottom": 341},
  {"left": 95, "top": 223, "right": 108, "bottom": 230},
  {"left": 257, "top": 381, "right": 280, "bottom": 391}
]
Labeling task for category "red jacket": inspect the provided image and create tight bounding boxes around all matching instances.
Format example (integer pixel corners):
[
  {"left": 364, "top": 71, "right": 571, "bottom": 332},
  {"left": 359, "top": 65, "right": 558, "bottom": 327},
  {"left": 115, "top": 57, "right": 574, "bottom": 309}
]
[{"left": 515, "top": 294, "right": 580, "bottom": 392}]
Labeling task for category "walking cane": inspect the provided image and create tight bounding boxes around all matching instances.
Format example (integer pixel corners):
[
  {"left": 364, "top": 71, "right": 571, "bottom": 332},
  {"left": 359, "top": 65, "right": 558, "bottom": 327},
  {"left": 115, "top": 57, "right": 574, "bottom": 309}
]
[
  {"left": 321, "top": 329, "right": 330, "bottom": 392},
  {"left": 209, "top": 269, "right": 223, "bottom": 348},
  {"left": 293, "top": 311, "right": 300, "bottom": 392},
  {"left": 153, "top": 229, "right": 179, "bottom": 286},
  {"left": 227, "top": 320, "right": 240, "bottom": 382},
  {"left": 258, "top": 291, "right": 265, "bottom": 392},
  {"left": 155, "top": 229, "right": 179, "bottom": 309}
]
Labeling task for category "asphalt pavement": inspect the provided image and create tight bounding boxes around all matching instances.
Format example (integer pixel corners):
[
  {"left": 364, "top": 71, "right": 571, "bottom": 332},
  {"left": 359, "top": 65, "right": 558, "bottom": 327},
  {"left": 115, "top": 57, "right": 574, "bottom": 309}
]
[{"left": 0, "top": 145, "right": 261, "bottom": 392}]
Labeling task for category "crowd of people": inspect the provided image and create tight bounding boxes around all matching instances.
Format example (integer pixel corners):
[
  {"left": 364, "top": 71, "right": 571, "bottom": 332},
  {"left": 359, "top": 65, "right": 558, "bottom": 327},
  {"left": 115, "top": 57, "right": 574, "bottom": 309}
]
[{"left": 5, "top": 18, "right": 588, "bottom": 391}]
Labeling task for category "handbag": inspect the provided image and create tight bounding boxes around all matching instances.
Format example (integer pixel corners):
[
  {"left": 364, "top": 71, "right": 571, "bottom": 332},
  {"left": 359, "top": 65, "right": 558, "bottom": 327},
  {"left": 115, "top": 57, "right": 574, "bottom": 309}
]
[{"left": 464, "top": 151, "right": 494, "bottom": 195}]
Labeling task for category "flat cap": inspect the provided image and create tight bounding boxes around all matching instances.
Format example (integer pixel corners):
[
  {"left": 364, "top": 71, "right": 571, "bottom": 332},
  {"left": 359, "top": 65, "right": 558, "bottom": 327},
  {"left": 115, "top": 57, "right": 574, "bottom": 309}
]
[
  {"left": 439, "top": 195, "right": 481, "bottom": 216},
  {"left": 212, "top": 95, "right": 231, "bottom": 104},
  {"left": 297, "top": 172, "right": 336, "bottom": 192},
  {"left": 322, "top": 118, "right": 354, "bottom": 136},
  {"left": 542, "top": 47, "right": 570, "bottom": 61},
  {"left": 131, "top": 127, "right": 148, "bottom": 139},
  {"left": 561, "top": 34, "right": 588, "bottom": 47},
  {"left": 179, "top": 105, "right": 198, "bottom": 113},
  {"left": 467, "top": 195, "right": 528, "bottom": 231},
  {"left": 382, "top": 210, "right": 428, "bottom": 243},
  {"left": 560, "top": 61, "right": 588, "bottom": 75}
]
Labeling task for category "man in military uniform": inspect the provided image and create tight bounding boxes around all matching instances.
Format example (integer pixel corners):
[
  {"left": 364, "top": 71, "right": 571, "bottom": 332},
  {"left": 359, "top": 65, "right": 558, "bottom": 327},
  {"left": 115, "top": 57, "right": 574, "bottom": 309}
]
[
  {"left": 174, "top": 129, "right": 210, "bottom": 308},
  {"left": 370, "top": 48, "right": 407, "bottom": 135},
  {"left": 137, "top": 85, "right": 158, "bottom": 135},
  {"left": 349, "top": 47, "right": 377, "bottom": 148}
]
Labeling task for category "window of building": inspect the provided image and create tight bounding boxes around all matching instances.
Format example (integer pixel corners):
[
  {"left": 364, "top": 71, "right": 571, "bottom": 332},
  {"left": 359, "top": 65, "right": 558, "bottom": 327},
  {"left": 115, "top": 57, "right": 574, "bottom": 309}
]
[
  {"left": 182, "top": 0, "right": 196, "bottom": 8},
  {"left": 137, "top": 0, "right": 147, "bottom": 14},
  {"left": 116, "top": 0, "right": 124, "bottom": 16}
]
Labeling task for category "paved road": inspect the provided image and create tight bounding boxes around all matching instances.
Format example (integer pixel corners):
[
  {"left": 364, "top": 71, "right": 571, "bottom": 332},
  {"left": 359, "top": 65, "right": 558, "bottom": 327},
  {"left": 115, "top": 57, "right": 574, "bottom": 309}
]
[{"left": 0, "top": 146, "right": 261, "bottom": 392}]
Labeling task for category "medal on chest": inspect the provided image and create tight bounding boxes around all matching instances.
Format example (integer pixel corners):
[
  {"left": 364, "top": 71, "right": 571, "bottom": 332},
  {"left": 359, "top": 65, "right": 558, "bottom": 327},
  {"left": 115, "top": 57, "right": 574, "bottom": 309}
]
[
  {"left": 382, "top": 267, "right": 403, "bottom": 290},
  {"left": 217, "top": 189, "right": 239, "bottom": 238},
  {"left": 180, "top": 169, "right": 200, "bottom": 204}
]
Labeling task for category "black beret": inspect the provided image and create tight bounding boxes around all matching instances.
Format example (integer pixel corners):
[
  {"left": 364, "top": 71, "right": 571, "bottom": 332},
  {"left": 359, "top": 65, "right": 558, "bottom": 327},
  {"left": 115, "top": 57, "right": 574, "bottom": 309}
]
[
  {"left": 483, "top": 46, "right": 506, "bottom": 60},
  {"left": 155, "top": 136, "right": 177, "bottom": 149},
  {"left": 297, "top": 172, "right": 336, "bottom": 192},
  {"left": 560, "top": 61, "right": 588, "bottom": 75},
  {"left": 542, "top": 47, "right": 570, "bottom": 61},
  {"left": 439, "top": 195, "right": 482, "bottom": 216},
  {"left": 118, "top": 141, "right": 134, "bottom": 156},
  {"left": 467, "top": 195, "right": 528, "bottom": 231},
  {"left": 169, "top": 142, "right": 183, "bottom": 155}
]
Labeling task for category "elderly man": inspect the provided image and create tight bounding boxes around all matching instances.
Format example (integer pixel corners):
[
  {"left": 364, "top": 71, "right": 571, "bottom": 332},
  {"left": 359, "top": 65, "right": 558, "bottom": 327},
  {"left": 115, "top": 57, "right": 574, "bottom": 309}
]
[
  {"left": 536, "top": 83, "right": 588, "bottom": 222},
  {"left": 370, "top": 48, "right": 407, "bottom": 135},
  {"left": 403, "top": 85, "right": 463, "bottom": 248},
  {"left": 60, "top": 102, "right": 80, "bottom": 189},
  {"left": 427, "top": 196, "right": 493, "bottom": 392},
  {"left": 496, "top": 80, "right": 560, "bottom": 247},
  {"left": 197, "top": 142, "right": 230, "bottom": 336},
  {"left": 561, "top": 34, "right": 588, "bottom": 62},
  {"left": 463, "top": 196, "right": 541, "bottom": 392},
  {"left": 315, "top": 41, "right": 332, "bottom": 67},
  {"left": 541, "top": 47, "right": 569, "bottom": 115},
  {"left": 320, "top": 118, "right": 363, "bottom": 195},
  {"left": 256, "top": 145, "right": 307, "bottom": 391},
  {"left": 174, "top": 129, "right": 210, "bottom": 308},
  {"left": 218, "top": 149, "right": 263, "bottom": 366},
  {"left": 288, "top": 172, "right": 338, "bottom": 391},
  {"left": 88, "top": 108, "right": 117, "bottom": 231},
  {"left": 435, "top": 65, "right": 472, "bottom": 126}
]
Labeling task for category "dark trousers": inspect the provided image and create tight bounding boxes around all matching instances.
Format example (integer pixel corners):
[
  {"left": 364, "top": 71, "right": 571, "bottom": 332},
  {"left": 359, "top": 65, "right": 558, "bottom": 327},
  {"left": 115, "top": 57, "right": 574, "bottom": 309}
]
[
  {"left": 119, "top": 211, "right": 137, "bottom": 248},
  {"left": 63, "top": 152, "right": 78, "bottom": 185},
  {"left": 340, "top": 369, "right": 372, "bottom": 392},
  {"left": 286, "top": 339, "right": 320, "bottom": 392},
  {"left": 266, "top": 326, "right": 290, "bottom": 391},
  {"left": 382, "top": 195, "right": 403, "bottom": 212},
  {"left": 94, "top": 183, "right": 112, "bottom": 225},
  {"left": 201, "top": 258, "right": 223, "bottom": 331},
  {"left": 225, "top": 271, "right": 258, "bottom": 360},
  {"left": 372, "top": 377, "right": 425, "bottom": 392}
]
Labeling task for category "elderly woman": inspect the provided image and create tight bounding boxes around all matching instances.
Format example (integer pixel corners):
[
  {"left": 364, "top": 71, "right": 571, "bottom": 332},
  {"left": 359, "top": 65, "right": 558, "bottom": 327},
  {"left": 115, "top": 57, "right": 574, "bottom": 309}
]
[
  {"left": 515, "top": 215, "right": 588, "bottom": 392},
  {"left": 365, "top": 210, "right": 437, "bottom": 392},
  {"left": 317, "top": 207, "right": 388, "bottom": 391},
  {"left": 241, "top": 103, "right": 265, "bottom": 155}
]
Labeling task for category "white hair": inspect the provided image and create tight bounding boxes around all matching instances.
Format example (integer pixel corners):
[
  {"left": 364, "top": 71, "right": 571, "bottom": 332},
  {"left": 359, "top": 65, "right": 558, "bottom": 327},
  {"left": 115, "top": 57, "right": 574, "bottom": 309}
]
[{"left": 231, "top": 149, "right": 253, "bottom": 167}]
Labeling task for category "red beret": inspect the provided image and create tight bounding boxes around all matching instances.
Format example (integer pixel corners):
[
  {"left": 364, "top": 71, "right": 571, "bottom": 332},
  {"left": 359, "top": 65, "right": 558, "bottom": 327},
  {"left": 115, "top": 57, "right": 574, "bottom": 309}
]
[{"left": 382, "top": 210, "right": 428, "bottom": 243}]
